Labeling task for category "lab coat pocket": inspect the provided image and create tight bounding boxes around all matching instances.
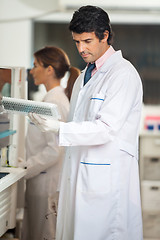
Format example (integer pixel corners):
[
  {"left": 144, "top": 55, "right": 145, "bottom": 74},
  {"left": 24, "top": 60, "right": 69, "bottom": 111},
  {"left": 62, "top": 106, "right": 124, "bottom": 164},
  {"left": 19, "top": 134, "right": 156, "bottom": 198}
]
[
  {"left": 88, "top": 93, "right": 105, "bottom": 120},
  {"left": 78, "top": 158, "right": 111, "bottom": 194},
  {"left": 118, "top": 139, "right": 136, "bottom": 157}
]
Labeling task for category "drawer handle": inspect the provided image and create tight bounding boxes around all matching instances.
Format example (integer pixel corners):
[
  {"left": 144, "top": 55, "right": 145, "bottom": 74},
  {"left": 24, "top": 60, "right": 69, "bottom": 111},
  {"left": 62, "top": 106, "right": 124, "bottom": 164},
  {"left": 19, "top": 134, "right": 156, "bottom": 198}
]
[
  {"left": 150, "top": 158, "right": 159, "bottom": 162},
  {"left": 150, "top": 186, "right": 159, "bottom": 190}
]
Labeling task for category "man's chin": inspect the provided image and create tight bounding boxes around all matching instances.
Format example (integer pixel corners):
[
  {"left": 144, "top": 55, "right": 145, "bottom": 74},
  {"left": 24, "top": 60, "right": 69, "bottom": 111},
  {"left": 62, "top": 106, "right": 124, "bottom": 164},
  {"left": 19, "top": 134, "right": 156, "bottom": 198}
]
[{"left": 82, "top": 57, "right": 92, "bottom": 63}]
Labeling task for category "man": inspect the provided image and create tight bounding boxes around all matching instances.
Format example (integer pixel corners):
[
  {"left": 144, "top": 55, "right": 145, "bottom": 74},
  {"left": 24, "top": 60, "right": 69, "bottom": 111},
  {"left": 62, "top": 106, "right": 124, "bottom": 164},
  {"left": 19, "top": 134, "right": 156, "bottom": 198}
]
[{"left": 29, "top": 5, "right": 143, "bottom": 240}]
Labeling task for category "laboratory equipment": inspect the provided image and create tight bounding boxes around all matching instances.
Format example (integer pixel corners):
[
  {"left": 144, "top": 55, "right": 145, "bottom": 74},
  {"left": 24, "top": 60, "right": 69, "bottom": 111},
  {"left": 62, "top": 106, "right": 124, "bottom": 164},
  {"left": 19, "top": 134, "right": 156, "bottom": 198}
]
[
  {"left": 0, "top": 66, "right": 27, "bottom": 237},
  {"left": 140, "top": 105, "right": 160, "bottom": 239},
  {"left": 1, "top": 96, "right": 60, "bottom": 119}
]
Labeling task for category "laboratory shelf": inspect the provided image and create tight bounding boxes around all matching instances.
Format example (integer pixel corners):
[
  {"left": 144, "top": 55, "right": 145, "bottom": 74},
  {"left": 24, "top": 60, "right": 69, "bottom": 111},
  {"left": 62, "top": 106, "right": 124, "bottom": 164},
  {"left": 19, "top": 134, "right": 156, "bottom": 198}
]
[{"left": 0, "top": 130, "right": 16, "bottom": 139}]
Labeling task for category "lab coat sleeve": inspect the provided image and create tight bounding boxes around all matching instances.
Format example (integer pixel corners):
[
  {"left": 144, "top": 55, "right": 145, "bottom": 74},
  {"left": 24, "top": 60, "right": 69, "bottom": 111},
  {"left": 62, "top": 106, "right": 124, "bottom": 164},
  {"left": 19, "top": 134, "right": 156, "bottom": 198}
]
[
  {"left": 25, "top": 132, "right": 59, "bottom": 179},
  {"left": 59, "top": 120, "right": 113, "bottom": 146},
  {"left": 59, "top": 65, "right": 142, "bottom": 146}
]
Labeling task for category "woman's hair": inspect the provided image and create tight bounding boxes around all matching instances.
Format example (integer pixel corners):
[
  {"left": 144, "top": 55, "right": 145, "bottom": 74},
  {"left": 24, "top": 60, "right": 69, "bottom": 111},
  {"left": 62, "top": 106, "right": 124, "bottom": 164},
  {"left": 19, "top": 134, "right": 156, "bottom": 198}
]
[
  {"left": 34, "top": 46, "right": 80, "bottom": 101},
  {"left": 69, "top": 5, "right": 113, "bottom": 45},
  {"left": 65, "top": 67, "right": 81, "bottom": 101},
  {"left": 34, "top": 46, "right": 70, "bottom": 79}
]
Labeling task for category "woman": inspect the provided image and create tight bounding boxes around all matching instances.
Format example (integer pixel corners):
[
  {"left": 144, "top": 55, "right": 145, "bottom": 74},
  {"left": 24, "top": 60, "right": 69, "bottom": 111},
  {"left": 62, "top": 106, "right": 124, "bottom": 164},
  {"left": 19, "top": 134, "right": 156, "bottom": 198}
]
[{"left": 21, "top": 46, "right": 80, "bottom": 240}]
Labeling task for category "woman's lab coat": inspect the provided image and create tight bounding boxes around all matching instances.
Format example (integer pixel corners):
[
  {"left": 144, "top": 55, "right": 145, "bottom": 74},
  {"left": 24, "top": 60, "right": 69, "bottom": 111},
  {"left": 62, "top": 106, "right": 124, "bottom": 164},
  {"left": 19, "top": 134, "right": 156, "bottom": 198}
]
[
  {"left": 56, "top": 51, "right": 143, "bottom": 240},
  {"left": 22, "top": 87, "right": 69, "bottom": 240}
]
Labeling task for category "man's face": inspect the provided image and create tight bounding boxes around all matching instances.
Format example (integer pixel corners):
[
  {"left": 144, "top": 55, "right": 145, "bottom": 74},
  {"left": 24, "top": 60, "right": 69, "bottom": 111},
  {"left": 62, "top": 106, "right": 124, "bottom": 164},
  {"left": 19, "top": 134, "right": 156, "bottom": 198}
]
[{"left": 72, "top": 31, "right": 109, "bottom": 63}]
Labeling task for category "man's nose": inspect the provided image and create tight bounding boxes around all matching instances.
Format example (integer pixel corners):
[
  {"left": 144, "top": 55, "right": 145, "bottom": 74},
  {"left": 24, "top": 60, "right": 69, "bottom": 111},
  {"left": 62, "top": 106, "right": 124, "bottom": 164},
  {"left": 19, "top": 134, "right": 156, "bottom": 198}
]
[{"left": 78, "top": 43, "right": 86, "bottom": 53}]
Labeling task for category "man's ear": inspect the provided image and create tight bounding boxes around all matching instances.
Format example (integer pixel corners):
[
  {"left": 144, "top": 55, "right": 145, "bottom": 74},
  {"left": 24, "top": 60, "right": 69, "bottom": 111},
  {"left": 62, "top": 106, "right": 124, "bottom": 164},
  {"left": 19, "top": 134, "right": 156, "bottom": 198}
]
[{"left": 101, "top": 30, "right": 109, "bottom": 43}]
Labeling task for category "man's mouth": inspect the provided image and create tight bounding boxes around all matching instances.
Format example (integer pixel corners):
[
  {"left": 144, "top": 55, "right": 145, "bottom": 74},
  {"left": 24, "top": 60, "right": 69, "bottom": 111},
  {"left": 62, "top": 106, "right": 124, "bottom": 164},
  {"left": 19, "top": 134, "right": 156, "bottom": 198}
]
[{"left": 81, "top": 53, "right": 89, "bottom": 58}]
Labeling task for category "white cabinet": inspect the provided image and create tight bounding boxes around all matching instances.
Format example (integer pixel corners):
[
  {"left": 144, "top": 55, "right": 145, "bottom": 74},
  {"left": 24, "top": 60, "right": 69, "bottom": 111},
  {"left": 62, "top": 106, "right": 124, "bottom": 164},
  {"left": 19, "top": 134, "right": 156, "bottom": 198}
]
[
  {"left": 140, "top": 132, "right": 160, "bottom": 239},
  {"left": 0, "top": 168, "right": 26, "bottom": 236},
  {"left": 0, "top": 66, "right": 27, "bottom": 237}
]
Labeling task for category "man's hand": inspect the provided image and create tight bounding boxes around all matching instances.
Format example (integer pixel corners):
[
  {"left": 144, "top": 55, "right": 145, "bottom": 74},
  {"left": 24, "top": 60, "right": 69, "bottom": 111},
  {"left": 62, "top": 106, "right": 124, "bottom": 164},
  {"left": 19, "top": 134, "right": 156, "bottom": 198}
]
[{"left": 28, "top": 113, "right": 60, "bottom": 133}]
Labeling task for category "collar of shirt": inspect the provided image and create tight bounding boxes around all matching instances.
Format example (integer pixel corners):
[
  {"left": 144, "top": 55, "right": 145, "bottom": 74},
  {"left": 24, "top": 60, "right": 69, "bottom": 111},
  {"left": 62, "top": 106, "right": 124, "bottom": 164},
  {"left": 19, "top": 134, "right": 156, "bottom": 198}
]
[{"left": 92, "top": 46, "right": 115, "bottom": 76}]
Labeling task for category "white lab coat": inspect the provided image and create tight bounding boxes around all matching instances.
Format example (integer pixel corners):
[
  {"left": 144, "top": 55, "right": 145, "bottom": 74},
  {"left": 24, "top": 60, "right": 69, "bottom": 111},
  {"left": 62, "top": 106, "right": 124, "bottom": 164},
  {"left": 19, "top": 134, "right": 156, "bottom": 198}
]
[
  {"left": 21, "top": 86, "right": 69, "bottom": 240},
  {"left": 56, "top": 51, "right": 143, "bottom": 240}
]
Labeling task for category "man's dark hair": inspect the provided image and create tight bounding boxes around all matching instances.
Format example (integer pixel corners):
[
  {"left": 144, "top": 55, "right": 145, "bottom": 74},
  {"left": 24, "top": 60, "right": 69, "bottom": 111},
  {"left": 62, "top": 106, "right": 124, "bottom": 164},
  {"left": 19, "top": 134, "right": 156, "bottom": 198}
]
[{"left": 69, "top": 5, "right": 113, "bottom": 45}]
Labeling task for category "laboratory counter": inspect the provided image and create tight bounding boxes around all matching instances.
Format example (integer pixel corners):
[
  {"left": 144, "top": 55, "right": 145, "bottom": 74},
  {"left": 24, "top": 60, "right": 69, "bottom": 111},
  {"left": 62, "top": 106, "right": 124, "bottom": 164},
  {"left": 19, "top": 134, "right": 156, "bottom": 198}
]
[{"left": 0, "top": 167, "right": 26, "bottom": 193}]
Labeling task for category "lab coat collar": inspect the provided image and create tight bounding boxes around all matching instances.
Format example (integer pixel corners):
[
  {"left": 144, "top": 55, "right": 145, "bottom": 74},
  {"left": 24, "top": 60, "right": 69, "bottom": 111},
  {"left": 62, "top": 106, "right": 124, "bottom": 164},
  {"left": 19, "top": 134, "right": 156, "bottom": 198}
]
[
  {"left": 99, "top": 50, "right": 122, "bottom": 73},
  {"left": 79, "top": 50, "right": 122, "bottom": 89},
  {"left": 81, "top": 50, "right": 122, "bottom": 74}
]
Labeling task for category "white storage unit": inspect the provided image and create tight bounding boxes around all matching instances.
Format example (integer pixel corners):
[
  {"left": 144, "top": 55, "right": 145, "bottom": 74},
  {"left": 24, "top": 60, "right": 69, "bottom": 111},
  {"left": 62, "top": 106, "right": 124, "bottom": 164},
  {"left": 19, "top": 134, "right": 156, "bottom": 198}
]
[
  {"left": 0, "top": 66, "right": 27, "bottom": 237},
  {"left": 140, "top": 132, "right": 160, "bottom": 239},
  {"left": 0, "top": 168, "right": 26, "bottom": 236}
]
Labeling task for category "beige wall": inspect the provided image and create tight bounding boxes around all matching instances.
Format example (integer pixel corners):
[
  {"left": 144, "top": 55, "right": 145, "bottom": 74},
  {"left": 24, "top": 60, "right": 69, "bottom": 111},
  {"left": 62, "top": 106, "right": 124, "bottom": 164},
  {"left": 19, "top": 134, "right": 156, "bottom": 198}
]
[{"left": 0, "top": 0, "right": 59, "bottom": 68}]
